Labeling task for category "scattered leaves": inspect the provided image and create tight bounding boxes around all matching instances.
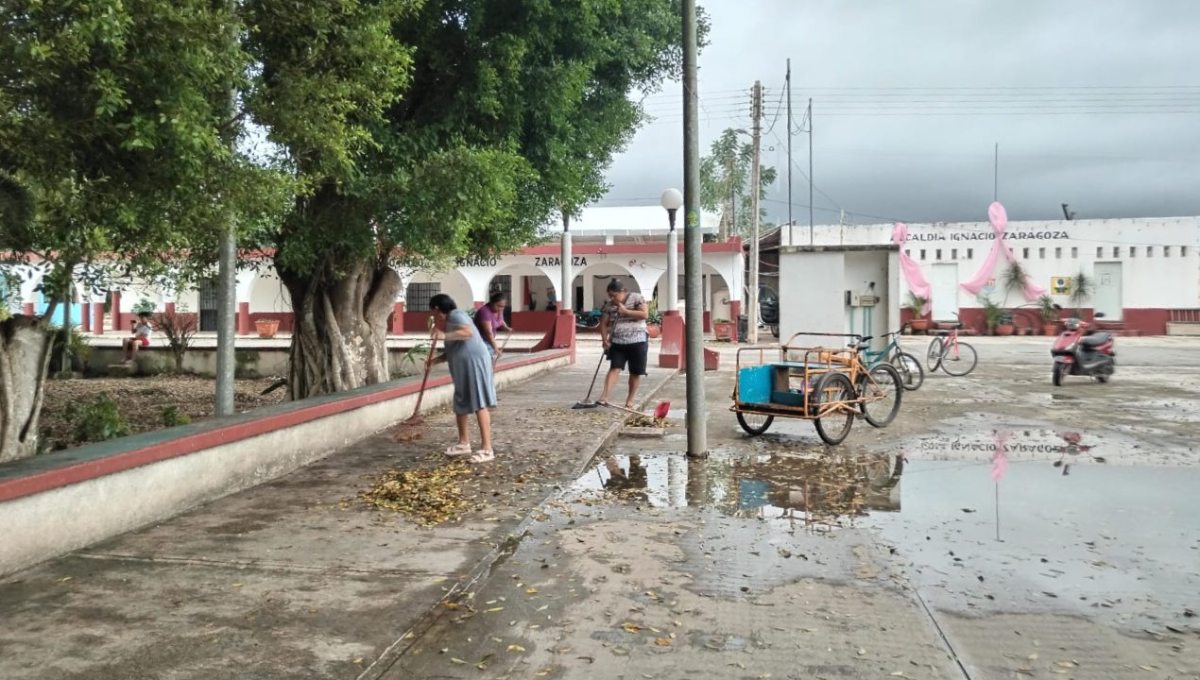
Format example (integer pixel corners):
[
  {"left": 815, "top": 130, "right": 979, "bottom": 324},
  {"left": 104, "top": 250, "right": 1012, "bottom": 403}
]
[{"left": 360, "top": 463, "right": 472, "bottom": 526}]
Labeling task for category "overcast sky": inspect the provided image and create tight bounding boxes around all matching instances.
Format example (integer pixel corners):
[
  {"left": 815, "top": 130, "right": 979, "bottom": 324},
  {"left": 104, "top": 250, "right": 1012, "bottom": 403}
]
[{"left": 599, "top": 0, "right": 1200, "bottom": 225}]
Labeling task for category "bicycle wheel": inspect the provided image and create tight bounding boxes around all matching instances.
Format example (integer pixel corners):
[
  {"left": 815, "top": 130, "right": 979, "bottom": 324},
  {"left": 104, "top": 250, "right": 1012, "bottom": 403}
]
[
  {"left": 812, "top": 372, "right": 855, "bottom": 445},
  {"left": 858, "top": 364, "right": 903, "bottom": 428},
  {"left": 940, "top": 341, "right": 978, "bottom": 376},
  {"left": 926, "top": 336, "right": 944, "bottom": 372},
  {"left": 736, "top": 411, "right": 774, "bottom": 436},
  {"left": 892, "top": 352, "right": 925, "bottom": 391}
]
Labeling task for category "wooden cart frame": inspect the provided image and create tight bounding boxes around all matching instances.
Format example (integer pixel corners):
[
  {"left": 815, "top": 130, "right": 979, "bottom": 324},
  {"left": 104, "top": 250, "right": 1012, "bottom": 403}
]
[{"left": 730, "top": 332, "right": 903, "bottom": 445}]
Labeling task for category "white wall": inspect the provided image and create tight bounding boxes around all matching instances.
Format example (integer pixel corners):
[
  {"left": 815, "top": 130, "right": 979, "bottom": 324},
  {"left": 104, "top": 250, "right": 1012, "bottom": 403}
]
[
  {"left": 784, "top": 216, "right": 1200, "bottom": 311},
  {"left": 778, "top": 251, "right": 845, "bottom": 347},
  {"left": 249, "top": 270, "right": 292, "bottom": 313},
  {"left": 844, "top": 251, "right": 891, "bottom": 345}
]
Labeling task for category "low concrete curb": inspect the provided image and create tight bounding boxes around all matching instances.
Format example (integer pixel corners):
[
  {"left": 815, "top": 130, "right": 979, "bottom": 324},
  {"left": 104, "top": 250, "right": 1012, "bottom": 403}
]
[{"left": 358, "top": 368, "right": 679, "bottom": 680}]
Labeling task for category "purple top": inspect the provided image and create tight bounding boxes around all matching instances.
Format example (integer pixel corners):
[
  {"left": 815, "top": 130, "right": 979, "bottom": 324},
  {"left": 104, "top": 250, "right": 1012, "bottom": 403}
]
[{"left": 475, "top": 304, "right": 504, "bottom": 333}]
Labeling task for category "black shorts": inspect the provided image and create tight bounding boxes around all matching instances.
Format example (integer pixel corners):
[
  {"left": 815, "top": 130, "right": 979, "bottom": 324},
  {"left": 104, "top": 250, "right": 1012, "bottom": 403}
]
[{"left": 608, "top": 341, "right": 649, "bottom": 376}]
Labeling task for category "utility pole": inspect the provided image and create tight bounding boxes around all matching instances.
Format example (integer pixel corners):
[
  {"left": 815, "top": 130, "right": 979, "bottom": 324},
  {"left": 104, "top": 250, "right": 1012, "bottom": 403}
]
[
  {"left": 808, "top": 97, "right": 814, "bottom": 246},
  {"left": 215, "top": 0, "right": 237, "bottom": 416},
  {"left": 682, "top": 0, "right": 706, "bottom": 458},
  {"left": 786, "top": 59, "right": 792, "bottom": 230},
  {"left": 748, "top": 81, "right": 762, "bottom": 345}
]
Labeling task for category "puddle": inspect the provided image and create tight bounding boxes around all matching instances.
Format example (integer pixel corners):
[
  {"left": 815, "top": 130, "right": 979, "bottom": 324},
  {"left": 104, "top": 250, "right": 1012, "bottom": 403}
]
[
  {"left": 568, "top": 449, "right": 903, "bottom": 525},
  {"left": 866, "top": 459, "right": 1200, "bottom": 630},
  {"left": 903, "top": 421, "right": 1155, "bottom": 465}
]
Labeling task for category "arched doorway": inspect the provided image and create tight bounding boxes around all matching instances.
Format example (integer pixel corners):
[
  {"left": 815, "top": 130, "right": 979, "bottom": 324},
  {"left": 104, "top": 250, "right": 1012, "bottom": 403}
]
[
  {"left": 651, "top": 265, "right": 735, "bottom": 334},
  {"left": 486, "top": 264, "right": 557, "bottom": 332},
  {"left": 403, "top": 269, "right": 473, "bottom": 330},
  {"left": 572, "top": 262, "right": 640, "bottom": 314}
]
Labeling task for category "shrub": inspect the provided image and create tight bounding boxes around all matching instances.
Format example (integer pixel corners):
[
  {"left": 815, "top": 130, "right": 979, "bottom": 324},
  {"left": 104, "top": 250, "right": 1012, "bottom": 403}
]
[
  {"left": 153, "top": 306, "right": 198, "bottom": 372},
  {"left": 161, "top": 406, "right": 191, "bottom": 427},
  {"left": 66, "top": 394, "right": 129, "bottom": 444}
]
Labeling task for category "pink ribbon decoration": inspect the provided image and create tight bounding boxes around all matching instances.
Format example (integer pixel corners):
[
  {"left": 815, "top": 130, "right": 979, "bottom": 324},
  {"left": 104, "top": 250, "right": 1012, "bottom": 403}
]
[
  {"left": 892, "top": 222, "right": 932, "bottom": 314},
  {"left": 990, "top": 432, "right": 1009, "bottom": 482},
  {"left": 961, "top": 202, "right": 1046, "bottom": 300}
]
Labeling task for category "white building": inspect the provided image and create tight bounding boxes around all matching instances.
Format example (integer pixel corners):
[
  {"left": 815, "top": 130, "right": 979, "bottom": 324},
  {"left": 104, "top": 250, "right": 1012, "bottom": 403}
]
[{"left": 773, "top": 214, "right": 1200, "bottom": 338}]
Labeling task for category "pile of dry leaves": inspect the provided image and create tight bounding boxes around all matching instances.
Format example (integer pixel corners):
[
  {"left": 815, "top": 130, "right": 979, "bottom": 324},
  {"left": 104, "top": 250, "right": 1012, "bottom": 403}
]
[
  {"left": 624, "top": 414, "right": 672, "bottom": 428},
  {"left": 361, "top": 463, "right": 474, "bottom": 526}
]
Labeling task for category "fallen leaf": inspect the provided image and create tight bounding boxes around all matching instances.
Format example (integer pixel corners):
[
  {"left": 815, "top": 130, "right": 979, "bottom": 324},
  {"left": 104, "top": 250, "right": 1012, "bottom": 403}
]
[
  {"left": 526, "top": 587, "right": 538, "bottom": 594},
  {"left": 655, "top": 638, "right": 671, "bottom": 647},
  {"left": 486, "top": 607, "right": 504, "bottom": 613},
  {"left": 507, "top": 644, "right": 526, "bottom": 653},
  {"left": 622, "top": 622, "right": 643, "bottom": 633},
  {"left": 450, "top": 657, "right": 467, "bottom": 664}
]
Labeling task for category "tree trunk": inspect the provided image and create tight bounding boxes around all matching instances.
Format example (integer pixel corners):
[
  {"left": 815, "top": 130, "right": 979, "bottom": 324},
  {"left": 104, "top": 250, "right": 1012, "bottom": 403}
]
[
  {"left": 0, "top": 315, "right": 55, "bottom": 462},
  {"left": 279, "top": 257, "right": 401, "bottom": 401}
]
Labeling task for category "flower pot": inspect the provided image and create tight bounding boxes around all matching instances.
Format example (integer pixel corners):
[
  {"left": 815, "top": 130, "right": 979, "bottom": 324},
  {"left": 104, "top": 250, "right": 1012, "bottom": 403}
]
[
  {"left": 995, "top": 324, "right": 1014, "bottom": 336},
  {"left": 713, "top": 321, "right": 733, "bottom": 341},
  {"left": 909, "top": 318, "right": 930, "bottom": 332},
  {"left": 1043, "top": 323, "right": 1058, "bottom": 336},
  {"left": 647, "top": 323, "right": 661, "bottom": 339},
  {"left": 255, "top": 318, "right": 280, "bottom": 339}
]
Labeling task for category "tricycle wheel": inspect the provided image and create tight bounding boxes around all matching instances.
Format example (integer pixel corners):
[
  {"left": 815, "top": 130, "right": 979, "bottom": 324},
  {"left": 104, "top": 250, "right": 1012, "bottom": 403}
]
[
  {"left": 859, "top": 364, "right": 903, "bottom": 428},
  {"left": 736, "top": 411, "right": 774, "bottom": 436},
  {"left": 813, "top": 372, "right": 855, "bottom": 445}
]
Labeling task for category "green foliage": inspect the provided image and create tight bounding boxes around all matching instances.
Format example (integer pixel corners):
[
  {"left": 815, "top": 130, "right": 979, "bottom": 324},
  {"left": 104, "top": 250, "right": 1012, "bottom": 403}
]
[
  {"left": 160, "top": 406, "right": 191, "bottom": 427},
  {"left": 396, "top": 342, "right": 429, "bottom": 375},
  {"left": 132, "top": 299, "right": 156, "bottom": 315},
  {"left": 1037, "top": 294, "right": 1058, "bottom": 323},
  {"left": 700, "top": 128, "right": 778, "bottom": 238},
  {"left": 905, "top": 292, "right": 928, "bottom": 317},
  {"left": 978, "top": 296, "right": 1004, "bottom": 330},
  {"left": 0, "top": 171, "right": 34, "bottom": 235},
  {"left": 66, "top": 394, "right": 129, "bottom": 444},
  {"left": 1070, "top": 271, "right": 1093, "bottom": 314},
  {"left": 647, "top": 299, "right": 662, "bottom": 326},
  {"left": 153, "top": 306, "right": 198, "bottom": 372},
  {"left": 1001, "top": 260, "right": 1029, "bottom": 306}
]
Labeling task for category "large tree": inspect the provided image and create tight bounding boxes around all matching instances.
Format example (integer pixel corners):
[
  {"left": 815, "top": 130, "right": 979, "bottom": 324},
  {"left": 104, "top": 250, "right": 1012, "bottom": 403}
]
[
  {"left": 700, "top": 127, "right": 777, "bottom": 240},
  {"left": 0, "top": 1, "right": 286, "bottom": 461},
  {"left": 247, "top": 0, "right": 694, "bottom": 399}
]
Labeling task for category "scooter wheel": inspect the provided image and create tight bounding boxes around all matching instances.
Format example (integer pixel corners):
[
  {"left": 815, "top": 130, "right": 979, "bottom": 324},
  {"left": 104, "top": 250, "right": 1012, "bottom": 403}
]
[
  {"left": 1052, "top": 362, "right": 1066, "bottom": 387},
  {"left": 1096, "top": 374, "right": 1109, "bottom": 384}
]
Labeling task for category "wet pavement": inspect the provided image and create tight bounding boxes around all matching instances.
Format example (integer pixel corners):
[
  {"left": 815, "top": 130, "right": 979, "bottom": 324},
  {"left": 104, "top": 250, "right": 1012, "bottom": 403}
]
[
  {"left": 389, "top": 338, "right": 1200, "bottom": 680},
  {"left": 4, "top": 338, "right": 1200, "bottom": 678}
]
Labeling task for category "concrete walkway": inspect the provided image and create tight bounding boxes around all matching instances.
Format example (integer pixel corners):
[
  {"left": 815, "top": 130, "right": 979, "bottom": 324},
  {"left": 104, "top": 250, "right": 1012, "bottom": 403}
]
[{"left": 0, "top": 349, "right": 675, "bottom": 680}]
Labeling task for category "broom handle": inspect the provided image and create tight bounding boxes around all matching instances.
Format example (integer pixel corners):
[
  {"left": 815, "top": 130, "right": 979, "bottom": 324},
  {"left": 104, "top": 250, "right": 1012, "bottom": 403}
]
[
  {"left": 410, "top": 318, "right": 438, "bottom": 418},
  {"left": 492, "top": 330, "right": 512, "bottom": 368}
]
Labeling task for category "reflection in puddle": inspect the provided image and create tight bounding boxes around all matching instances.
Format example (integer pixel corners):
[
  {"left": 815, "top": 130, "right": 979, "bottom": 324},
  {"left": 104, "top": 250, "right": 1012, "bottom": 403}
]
[{"left": 572, "top": 451, "right": 904, "bottom": 526}]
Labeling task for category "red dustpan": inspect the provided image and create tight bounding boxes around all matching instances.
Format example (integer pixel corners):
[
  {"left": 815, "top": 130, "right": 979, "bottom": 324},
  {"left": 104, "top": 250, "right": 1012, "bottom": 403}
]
[{"left": 652, "top": 400, "right": 671, "bottom": 420}]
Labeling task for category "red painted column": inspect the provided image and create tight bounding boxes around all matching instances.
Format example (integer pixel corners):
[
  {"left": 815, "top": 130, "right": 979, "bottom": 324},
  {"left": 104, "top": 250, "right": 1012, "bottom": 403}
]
[
  {"left": 391, "top": 301, "right": 406, "bottom": 335},
  {"left": 22, "top": 302, "right": 34, "bottom": 316},
  {"left": 165, "top": 302, "right": 176, "bottom": 315},
  {"left": 110, "top": 291, "right": 122, "bottom": 331},
  {"left": 92, "top": 300, "right": 105, "bottom": 335},
  {"left": 81, "top": 302, "right": 91, "bottom": 332},
  {"left": 237, "top": 301, "right": 251, "bottom": 335},
  {"left": 658, "top": 310, "right": 684, "bottom": 369},
  {"left": 729, "top": 301, "right": 741, "bottom": 343}
]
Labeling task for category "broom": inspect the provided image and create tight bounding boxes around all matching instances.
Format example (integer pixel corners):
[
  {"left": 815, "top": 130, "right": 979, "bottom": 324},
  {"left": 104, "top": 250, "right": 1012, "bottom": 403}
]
[{"left": 403, "top": 317, "right": 439, "bottom": 427}]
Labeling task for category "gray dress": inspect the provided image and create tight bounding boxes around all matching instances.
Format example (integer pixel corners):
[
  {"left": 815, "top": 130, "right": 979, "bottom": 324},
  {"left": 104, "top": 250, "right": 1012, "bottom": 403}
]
[{"left": 444, "top": 309, "right": 497, "bottom": 416}]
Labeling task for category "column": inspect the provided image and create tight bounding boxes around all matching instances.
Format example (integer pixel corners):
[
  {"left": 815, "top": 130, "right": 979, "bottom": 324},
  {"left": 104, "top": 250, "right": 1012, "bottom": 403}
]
[
  {"left": 391, "top": 300, "right": 406, "bottom": 335},
  {"left": 81, "top": 302, "right": 92, "bottom": 332},
  {"left": 111, "top": 291, "right": 122, "bottom": 331},
  {"left": 237, "top": 301, "right": 251, "bottom": 335}
]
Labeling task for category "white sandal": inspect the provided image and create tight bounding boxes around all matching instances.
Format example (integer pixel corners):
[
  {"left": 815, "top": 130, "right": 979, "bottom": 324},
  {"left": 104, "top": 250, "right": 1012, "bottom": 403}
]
[
  {"left": 445, "top": 443, "right": 472, "bottom": 457},
  {"left": 469, "top": 449, "right": 495, "bottom": 464}
]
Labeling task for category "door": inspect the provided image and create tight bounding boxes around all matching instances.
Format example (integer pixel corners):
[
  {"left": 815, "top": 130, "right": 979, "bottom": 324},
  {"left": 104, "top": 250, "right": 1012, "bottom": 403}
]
[
  {"left": 930, "top": 263, "right": 959, "bottom": 321},
  {"left": 1093, "top": 262, "right": 1123, "bottom": 321},
  {"left": 198, "top": 279, "right": 219, "bottom": 331}
]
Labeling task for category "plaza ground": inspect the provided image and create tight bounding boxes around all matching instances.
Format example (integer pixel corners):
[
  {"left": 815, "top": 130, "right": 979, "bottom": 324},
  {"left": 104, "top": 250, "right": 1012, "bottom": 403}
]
[{"left": 2, "top": 336, "right": 1199, "bottom": 679}]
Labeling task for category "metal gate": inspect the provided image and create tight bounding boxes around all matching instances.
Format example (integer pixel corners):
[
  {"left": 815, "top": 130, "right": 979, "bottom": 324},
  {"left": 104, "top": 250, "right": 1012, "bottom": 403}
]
[{"left": 198, "top": 279, "right": 219, "bottom": 331}]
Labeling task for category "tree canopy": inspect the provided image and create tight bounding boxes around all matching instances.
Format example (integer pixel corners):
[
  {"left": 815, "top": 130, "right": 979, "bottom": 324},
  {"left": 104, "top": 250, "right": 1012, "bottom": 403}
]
[{"left": 700, "top": 127, "right": 777, "bottom": 239}]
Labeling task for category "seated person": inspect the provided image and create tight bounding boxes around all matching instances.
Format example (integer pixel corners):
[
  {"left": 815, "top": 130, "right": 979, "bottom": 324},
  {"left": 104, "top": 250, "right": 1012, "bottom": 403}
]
[{"left": 123, "top": 312, "right": 153, "bottom": 363}]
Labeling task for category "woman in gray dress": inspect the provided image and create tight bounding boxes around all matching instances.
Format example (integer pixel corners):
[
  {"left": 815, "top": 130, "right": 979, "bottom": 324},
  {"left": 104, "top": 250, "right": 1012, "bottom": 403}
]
[{"left": 430, "top": 294, "right": 497, "bottom": 463}]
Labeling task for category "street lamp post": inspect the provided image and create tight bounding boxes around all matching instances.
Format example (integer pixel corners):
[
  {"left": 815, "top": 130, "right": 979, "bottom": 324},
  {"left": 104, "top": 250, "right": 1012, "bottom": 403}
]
[{"left": 661, "top": 188, "right": 683, "bottom": 313}]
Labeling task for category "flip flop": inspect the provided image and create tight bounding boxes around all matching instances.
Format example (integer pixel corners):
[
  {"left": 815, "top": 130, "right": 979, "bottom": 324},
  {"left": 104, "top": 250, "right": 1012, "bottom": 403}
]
[
  {"left": 445, "top": 443, "right": 472, "bottom": 457},
  {"left": 469, "top": 449, "right": 495, "bottom": 464}
]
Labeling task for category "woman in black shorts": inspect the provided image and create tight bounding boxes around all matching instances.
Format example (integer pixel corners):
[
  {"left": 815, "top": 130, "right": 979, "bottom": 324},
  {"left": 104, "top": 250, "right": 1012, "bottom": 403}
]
[{"left": 597, "top": 278, "right": 649, "bottom": 408}]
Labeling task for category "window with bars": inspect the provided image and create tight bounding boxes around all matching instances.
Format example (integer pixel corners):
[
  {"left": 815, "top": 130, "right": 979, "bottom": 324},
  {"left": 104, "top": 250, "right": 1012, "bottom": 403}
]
[
  {"left": 951, "top": 248, "right": 958, "bottom": 259},
  {"left": 1165, "top": 246, "right": 1172, "bottom": 257},
  {"left": 1183, "top": 246, "right": 1190, "bottom": 256},
  {"left": 405, "top": 282, "right": 441, "bottom": 311},
  {"left": 920, "top": 249, "right": 926, "bottom": 261},
  {"left": 1039, "top": 247, "right": 1046, "bottom": 259},
  {"left": 967, "top": 248, "right": 973, "bottom": 259},
  {"left": 1112, "top": 247, "right": 1119, "bottom": 258},
  {"left": 935, "top": 249, "right": 942, "bottom": 260},
  {"left": 1071, "top": 247, "right": 1078, "bottom": 258},
  {"left": 1055, "top": 247, "right": 1062, "bottom": 258},
  {"left": 1096, "top": 247, "right": 1103, "bottom": 258},
  {"left": 1022, "top": 247, "right": 1030, "bottom": 258},
  {"left": 1147, "top": 246, "right": 1153, "bottom": 257}
]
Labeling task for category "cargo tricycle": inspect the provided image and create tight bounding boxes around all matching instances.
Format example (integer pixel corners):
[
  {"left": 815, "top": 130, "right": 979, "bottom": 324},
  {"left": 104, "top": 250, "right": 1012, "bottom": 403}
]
[{"left": 730, "top": 332, "right": 903, "bottom": 445}]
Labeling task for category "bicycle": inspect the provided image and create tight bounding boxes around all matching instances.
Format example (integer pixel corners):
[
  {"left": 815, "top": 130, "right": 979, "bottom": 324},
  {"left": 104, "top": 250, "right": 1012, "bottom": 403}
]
[
  {"left": 858, "top": 331, "right": 925, "bottom": 391},
  {"left": 925, "top": 317, "right": 978, "bottom": 376}
]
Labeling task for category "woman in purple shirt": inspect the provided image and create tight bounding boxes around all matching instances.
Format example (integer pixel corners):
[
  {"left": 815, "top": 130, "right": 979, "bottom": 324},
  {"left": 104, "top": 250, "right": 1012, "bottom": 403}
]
[{"left": 474, "top": 292, "right": 512, "bottom": 357}]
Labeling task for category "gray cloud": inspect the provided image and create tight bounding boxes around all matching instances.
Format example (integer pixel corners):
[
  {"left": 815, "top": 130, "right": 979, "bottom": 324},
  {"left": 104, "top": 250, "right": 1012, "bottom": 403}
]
[{"left": 601, "top": 0, "right": 1200, "bottom": 224}]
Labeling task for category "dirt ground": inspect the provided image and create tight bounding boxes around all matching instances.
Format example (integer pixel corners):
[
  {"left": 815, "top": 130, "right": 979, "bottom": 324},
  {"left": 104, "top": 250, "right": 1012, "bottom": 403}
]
[{"left": 39, "top": 375, "right": 287, "bottom": 452}]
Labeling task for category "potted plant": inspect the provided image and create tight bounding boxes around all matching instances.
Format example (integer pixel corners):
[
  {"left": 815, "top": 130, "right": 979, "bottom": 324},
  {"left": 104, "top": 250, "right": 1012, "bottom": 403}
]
[
  {"left": 995, "top": 311, "right": 1015, "bottom": 336},
  {"left": 1069, "top": 271, "right": 1094, "bottom": 318},
  {"left": 905, "top": 292, "right": 930, "bottom": 332},
  {"left": 713, "top": 318, "right": 733, "bottom": 341},
  {"left": 255, "top": 317, "right": 280, "bottom": 338},
  {"left": 979, "top": 296, "right": 1005, "bottom": 335},
  {"left": 1001, "top": 260, "right": 1030, "bottom": 307},
  {"left": 646, "top": 299, "right": 662, "bottom": 339},
  {"left": 1037, "top": 294, "right": 1059, "bottom": 335}
]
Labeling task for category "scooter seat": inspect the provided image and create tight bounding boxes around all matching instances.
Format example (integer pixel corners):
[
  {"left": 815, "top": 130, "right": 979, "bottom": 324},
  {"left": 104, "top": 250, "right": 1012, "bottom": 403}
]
[{"left": 1080, "top": 332, "right": 1112, "bottom": 347}]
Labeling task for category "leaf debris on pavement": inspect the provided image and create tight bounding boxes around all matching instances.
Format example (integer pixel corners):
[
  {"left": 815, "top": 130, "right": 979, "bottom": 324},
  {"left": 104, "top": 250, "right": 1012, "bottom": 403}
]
[{"left": 360, "top": 462, "right": 472, "bottom": 525}]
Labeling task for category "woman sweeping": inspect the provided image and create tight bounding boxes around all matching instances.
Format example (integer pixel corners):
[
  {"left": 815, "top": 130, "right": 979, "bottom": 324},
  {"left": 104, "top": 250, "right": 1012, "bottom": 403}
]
[{"left": 429, "top": 293, "right": 497, "bottom": 463}]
